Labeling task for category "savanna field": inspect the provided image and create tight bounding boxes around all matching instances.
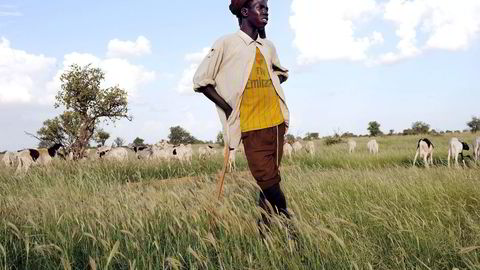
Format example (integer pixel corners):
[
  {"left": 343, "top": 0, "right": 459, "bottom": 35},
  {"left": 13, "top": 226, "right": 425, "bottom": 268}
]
[{"left": 1, "top": 134, "right": 480, "bottom": 269}]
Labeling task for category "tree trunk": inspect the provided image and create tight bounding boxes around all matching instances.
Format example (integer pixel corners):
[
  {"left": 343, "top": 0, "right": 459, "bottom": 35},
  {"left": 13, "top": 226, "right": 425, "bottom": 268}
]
[{"left": 72, "top": 121, "right": 94, "bottom": 160}]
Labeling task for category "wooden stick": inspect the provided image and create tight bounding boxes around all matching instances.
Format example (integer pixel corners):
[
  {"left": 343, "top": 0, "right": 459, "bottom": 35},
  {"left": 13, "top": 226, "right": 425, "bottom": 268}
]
[{"left": 216, "top": 143, "right": 230, "bottom": 200}]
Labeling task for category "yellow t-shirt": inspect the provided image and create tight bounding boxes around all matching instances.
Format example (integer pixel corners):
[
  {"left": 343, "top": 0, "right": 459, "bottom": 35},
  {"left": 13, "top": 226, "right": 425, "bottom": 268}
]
[{"left": 240, "top": 47, "right": 284, "bottom": 132}]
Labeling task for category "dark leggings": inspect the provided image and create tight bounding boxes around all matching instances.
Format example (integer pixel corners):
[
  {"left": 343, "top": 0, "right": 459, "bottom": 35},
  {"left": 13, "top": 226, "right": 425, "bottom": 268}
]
[{"left": 258, "top": 183, "right": 290, "bottom": 225}]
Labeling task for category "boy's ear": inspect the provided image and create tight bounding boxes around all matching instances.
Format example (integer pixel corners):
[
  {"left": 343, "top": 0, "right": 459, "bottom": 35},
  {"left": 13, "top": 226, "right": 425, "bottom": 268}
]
[{"left": 241, "top": 7, "right": 248, "bottom": 17}]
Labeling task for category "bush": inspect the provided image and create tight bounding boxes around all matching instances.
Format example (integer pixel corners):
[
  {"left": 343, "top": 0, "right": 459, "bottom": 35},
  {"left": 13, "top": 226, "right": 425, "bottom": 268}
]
[{"left": 324, "top": 136, "right": 344, "bottom": 146}]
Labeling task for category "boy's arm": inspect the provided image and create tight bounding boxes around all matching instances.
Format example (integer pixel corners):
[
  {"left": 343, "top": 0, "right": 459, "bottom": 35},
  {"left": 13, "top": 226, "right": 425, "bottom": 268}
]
[{"left": 197, "top": 85, "right": 232, "bottom": 119}]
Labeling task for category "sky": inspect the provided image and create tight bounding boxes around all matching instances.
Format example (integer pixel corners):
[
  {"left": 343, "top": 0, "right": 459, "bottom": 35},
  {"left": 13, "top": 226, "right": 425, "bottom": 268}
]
[{"left": 1, "top": 0, "right": 480, "bottom": 151}]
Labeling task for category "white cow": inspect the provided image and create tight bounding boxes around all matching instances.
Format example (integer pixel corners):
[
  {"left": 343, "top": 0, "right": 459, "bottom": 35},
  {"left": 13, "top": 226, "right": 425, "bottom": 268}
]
[
  {"left": 367, "top": 139, "right": 379, "bottom": 154},
  {"left": 96, "top": 146, "right": 135, "bottom": 161},
  {"left": 133, "top": 145, "right": 153, "bottom": 160},
  {"left": 198, "top": 145, "right": 217, "bottom": 159},
  {"left": 473, "top": 137, "right": 480, "bottom": 162},
  {"left": 283, "top": 142, "right": 293, "bottom": 158},
  {"left": 347, "top": 139, "right": 357, "bottom": 154},
  {"left": 15, "top": 143, "right": 64, "bottom": 173},
  {"left": 448, "top": 137, "right": 470, "bottom": 168},
  {"left": 305, "top": 141, "right": 315, "bottom": 156},
  {"left": 103, "top": 147, "right": 132, "bottom": 161},
  {"left": 2, "top": 152, "right": 16, "bottom": 167},
  {"left": 413, "top": 138, "right": 434, "bottom": 168},
  {"left": 172, "top": 144, "right": 193, "bottom": 163},
  {"left": 228, "top": 148, "right": 237, "bottom": 172},
  {"left": 292, "top": 141, "right": 303, "bottom": 154}
]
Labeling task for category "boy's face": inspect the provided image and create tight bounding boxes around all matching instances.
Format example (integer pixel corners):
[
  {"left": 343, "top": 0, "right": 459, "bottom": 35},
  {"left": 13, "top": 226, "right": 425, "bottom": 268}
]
[{"left": 245, "top": 0, "right": 269, "bottom": 29}]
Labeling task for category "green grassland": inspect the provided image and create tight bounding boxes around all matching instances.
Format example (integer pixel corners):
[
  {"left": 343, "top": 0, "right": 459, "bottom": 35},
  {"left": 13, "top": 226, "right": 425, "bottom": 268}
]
[{"left": 1, "top": 134, "right": 479, "bottom": 269}]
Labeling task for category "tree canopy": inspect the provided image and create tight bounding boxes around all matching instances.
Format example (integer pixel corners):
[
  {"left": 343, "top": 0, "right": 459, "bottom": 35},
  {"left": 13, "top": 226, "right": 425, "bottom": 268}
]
[
  {"left": 467, "top": 116, "right": 480, "bottom": 133},
  {"left": 367, "top": 121, "right": 382, "bottom": 137},
  {"left": 411, "top": 121, "right": 430, "bottom": 134},
  {"left": 168, "top": 126, "right": 198, "bottom": 145},
  {"left": 94, "top": 129, "right": 110, "bottom": 146},
  {"left": 37, "top": 64, "right": 131, "bottom": 159}
]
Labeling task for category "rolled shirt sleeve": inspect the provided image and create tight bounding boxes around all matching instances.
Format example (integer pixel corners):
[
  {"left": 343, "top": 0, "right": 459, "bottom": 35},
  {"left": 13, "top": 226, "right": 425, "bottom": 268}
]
[
  {"left": 270, "top": 43, "right": 289, "bottom": 81},
  {"left": 193, "top": 39, "right": 224, "bottom": 92}
]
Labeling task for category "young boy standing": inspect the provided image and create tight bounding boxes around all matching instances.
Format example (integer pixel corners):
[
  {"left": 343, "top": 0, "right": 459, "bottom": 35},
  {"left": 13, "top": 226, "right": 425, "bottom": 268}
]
[{"left": 193, "top": 0, "right": 291, "bottom": 230}]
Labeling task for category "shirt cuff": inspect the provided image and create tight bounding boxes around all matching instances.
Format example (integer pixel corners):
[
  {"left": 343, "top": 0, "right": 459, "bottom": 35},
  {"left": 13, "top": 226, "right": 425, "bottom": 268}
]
[{"left": 193, "top": 79, "right": 216, "bottom": 92}]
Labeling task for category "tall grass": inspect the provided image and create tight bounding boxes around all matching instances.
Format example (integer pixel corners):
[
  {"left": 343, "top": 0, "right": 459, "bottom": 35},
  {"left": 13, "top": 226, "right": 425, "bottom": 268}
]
[{"left": 1, "top": 134, "right": 479, "bottom": 269}]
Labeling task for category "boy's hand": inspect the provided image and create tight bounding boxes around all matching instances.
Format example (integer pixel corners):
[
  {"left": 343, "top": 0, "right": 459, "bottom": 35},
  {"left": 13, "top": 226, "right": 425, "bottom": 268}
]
[
  {"left": 278, "top": 75, "right": 287, "bottom": 84},
  {"left": 225, "top": 107, "right": 232, "bottom": 120}
]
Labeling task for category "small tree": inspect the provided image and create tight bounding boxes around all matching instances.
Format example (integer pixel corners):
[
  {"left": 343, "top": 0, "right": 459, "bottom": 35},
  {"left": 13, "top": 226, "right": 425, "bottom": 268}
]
[
  {"left": 132, "top": 137, "right": 145, "bottom": 146},
  {"left": 36, "top": 111, "right": 83, "bottom": 151},
  {"left": 412, "top": 121, "right": 430, "bottom": 134},
  {"left": 304, "top": 132, "right": 319, "bottom": 141},
  {"left": 168, "top": 126, "right": 197, "bottom": 145},
  {"left": 285, "top": 134, "right": 295, "bottom": 143},
  {"left": 216, "top": 131, "right": 225, "bottom": 146},
  {"left": 367, "top": 121, "right": 382, "bottom": 137},
  {"left": 467, "top": 116, "right": 480, "bottom": 133},
  {"left": 55, "top": 64, "right": 131, "bottom": 159},
  {"left": 93, "top": 129, "right": 110, "bottom": 146},
  {"left": 114, "top": 137, "right": 124, "bottom": 147},
  {"left": 388, "top": 129, "right": 395, "bottom": 136}
]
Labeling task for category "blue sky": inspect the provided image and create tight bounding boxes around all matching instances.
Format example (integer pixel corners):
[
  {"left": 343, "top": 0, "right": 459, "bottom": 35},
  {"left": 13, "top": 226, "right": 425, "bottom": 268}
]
[{"left": 1, "top": 0, "right": 479, "bottom": 150}]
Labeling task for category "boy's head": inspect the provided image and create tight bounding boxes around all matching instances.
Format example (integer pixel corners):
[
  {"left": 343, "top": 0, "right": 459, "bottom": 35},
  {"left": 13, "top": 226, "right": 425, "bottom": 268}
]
[{"left": 229, "top": 0, "right": 268, "bottom": 38}]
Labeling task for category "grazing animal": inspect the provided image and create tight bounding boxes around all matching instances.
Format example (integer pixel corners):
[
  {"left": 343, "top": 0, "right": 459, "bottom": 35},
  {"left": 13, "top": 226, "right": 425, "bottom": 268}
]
[
  {"left": 133, "top": 145, "right": 153, "bottom": 160},
  {"left": 413, "top": 138, "right": 434, "bottom": 168},
  {"left": 104, "top": 147, "right": 132, "bottom": 161},
  {"left": 448, "top": 137, "right": 470, "bottom": 168},
  {"left": 2, "top": 152, "right": 16, "bottom": 167},
  {"left": 305, "top": 141, "right": 315, "bottom": 156},
  {"left": 15, "top": 143, "right": 63, "bottom": 173},
  {"left": 367, "top": 139, "right": 379, "bottom": 154},
  {"left": 96, "top": 146, "right": 135, "bottom": 161},
  {"left": 198, "top": 145, "right": 217, "bottom": 159},
  {"left": 228, "top": 148, "right": 237, "bottom": 172},
  {"left": 283, "top": 142, "right": 293, "bottom": 158},
  {"left": 347, "top": 139, "right": 357, "bottom": 153},
  {"left": 473, "top": 137, "right": 480, "bottom": 162},
  {"left": 172, "top": 144, "right": 193, "bottom": 163},
  {"left": 292, "top": 141, "right": 303, "bottom": 154},
  {"left": 151, "top": 142, "right": 175, "bottom": 160}
]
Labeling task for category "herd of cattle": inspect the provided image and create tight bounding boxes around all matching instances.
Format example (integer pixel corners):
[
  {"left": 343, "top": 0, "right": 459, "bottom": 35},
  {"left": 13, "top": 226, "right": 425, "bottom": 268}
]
[{"left": 1, "top": 137, "right": 480, "bottom": 174}]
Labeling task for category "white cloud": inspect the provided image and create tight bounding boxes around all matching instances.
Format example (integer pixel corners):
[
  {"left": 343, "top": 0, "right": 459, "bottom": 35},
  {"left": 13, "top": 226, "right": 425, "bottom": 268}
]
[
  {"left": 290, "top": 0, "right": 480, "bottom": 65},
  {"left": 107, "top": 36, "right": 152, "bottom": 58},
  {"left": 177, "top": 47, "right": 210, "bottom": 94},
  {"left": 0, "top": 5, "right": 22, "bottom": 17},
  {"left": 0, "top": 11, "right": 21, "bottom": 16},
  {"left": 0, "top": 37, "right": 56, "bottom": 103},
  {"left": 290, "top": 0, "right": 382, "bottom": 64},
  {"left": 46, "top": 52, "right": 156, "bottom": 104}
]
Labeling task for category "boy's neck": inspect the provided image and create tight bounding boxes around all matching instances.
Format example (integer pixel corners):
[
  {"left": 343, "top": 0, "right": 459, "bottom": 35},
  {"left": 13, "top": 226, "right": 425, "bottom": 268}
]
[{"left": 240, "top": 24, "right": 259, "bottom": 41}]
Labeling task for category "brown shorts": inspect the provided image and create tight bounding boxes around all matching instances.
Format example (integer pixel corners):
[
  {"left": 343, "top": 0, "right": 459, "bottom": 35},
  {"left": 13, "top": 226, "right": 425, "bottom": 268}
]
[{"left": 241, "top": 123, "right": 285, "bottom": 190}]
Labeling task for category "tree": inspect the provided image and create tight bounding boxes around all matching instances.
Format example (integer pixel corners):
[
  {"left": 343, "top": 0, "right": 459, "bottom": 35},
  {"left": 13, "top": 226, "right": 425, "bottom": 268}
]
[
  {"left": 132, "top": 137, "right": 145, "bottom": 146},
  {"left": 388, "top": 129, "right": 395, "bottom": 136},
  {"left": 114, "top": 137, "right": 124, "bottom": 147},
  {"left": 402, "top": 129, "right": 415, "bottom": 136},
  {"left": 467, "top": 116, "right": 480, "bottom": 133},
  {"left": 367, "top": 121, "right": 382, "bottom": 137},
  {"left": 411, "top": 121, "right": 430, "bottom": 134},
  {"left": 94, "top": 129, "right": 110, "bottom": 146},
  {"left": 341, "top": 132, "right": 355, "bottom": 138},
  {"left": 216, "top": 131, "right": 225, "bottom": 146},
  {"left": 36, "top": 111, "right": 83, "bottom": 151},
  {"left": 304, "top": 132, "right": 319, "bottom": 141},
  {"left": 168, "top": 126, "right": 197, "bottom": 144},
  {"left": 285, "top": 134, "right": 295, "bottom": 143},
  {"left": 54, "top": 64, "right": 130, "bottom": 159}
]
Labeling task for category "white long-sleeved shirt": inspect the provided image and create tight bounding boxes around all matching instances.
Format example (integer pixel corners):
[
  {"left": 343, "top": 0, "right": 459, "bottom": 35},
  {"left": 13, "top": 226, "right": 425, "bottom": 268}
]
[{"left": 193, "top": 30, "right": 290, "bottom": 149}]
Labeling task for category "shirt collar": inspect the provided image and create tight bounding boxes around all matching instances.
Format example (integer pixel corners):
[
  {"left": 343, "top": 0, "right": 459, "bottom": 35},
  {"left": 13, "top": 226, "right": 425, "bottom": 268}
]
[{"left": 236, "top": 30, "right": 264, "bottom": 46}]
